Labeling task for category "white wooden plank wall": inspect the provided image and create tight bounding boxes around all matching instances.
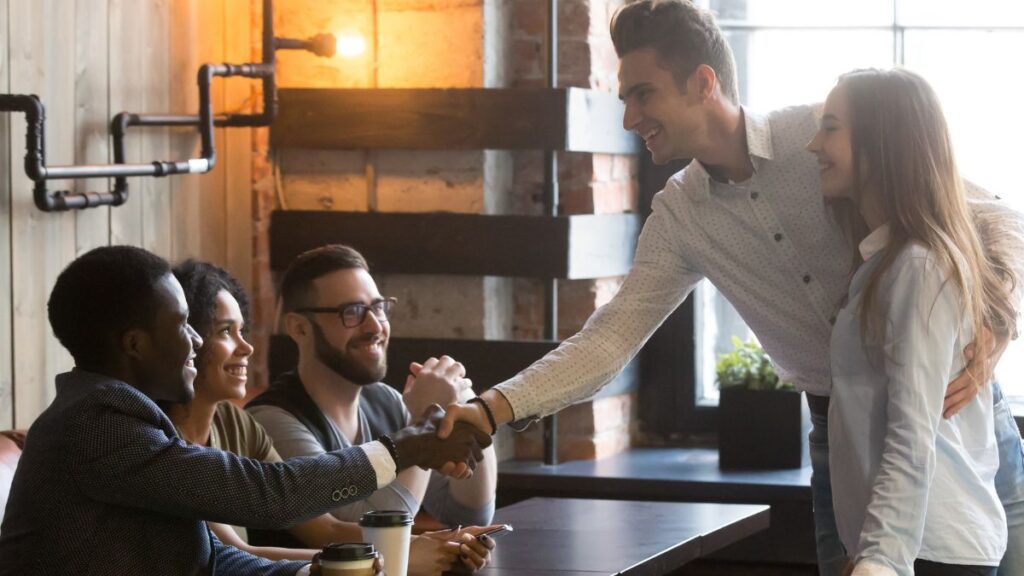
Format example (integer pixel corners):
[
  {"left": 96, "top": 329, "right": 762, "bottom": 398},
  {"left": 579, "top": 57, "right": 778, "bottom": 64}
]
[
  {"left": 0, "top": 0, "right": 12, "bottom": 429},
  {"left": 1, "top": 0, "right": 255, "bottom": 428}
]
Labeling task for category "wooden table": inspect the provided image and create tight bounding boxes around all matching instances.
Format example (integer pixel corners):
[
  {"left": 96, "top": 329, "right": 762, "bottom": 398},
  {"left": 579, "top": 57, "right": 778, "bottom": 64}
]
[
  {"left": 499, "top": 448, "right": 812, "bottom": 504},
  {"left": 473, "top": 497, "right": 769, "bottom": 576},
  {"left": 497, "top": 449, "right": 815, "bottom": 566}
]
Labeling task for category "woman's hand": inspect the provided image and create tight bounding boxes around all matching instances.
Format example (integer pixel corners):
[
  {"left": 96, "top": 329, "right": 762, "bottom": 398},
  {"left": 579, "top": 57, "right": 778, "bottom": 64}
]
[
  {"left": 453, "top": 525, "right": 498, "bottom": 571},
  {"left": 408, "top": 532, "right": 460, "bottom": 576}
]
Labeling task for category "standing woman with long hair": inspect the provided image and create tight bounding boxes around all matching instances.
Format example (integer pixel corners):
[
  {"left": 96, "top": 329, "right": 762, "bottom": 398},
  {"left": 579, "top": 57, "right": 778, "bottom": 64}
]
[{"left": 807, "top": 68, "right": 1022, "bottom": 576}]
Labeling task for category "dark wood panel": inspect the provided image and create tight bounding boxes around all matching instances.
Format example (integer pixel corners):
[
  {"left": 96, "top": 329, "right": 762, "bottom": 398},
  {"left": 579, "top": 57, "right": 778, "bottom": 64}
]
[
  {"left": 497, "top": 449, "right": 816, "bottom": 567},
  {"left": 475, "top": 498, "right": 769, "bottom": 576},
  {"left": 269, "top": 211, "right": 641, "bottom": 279},
  {"left": 498, "top": 448, "right": 812, "bottom": 504},
  {"left": 268, "top": 335, "right": 557, "bottom": 390},
  {"left": 268, "top": 334, "right": 639, "bottom": 401},
  {"left": 271, "top": 88, "right": 640, "bottom": 154}
]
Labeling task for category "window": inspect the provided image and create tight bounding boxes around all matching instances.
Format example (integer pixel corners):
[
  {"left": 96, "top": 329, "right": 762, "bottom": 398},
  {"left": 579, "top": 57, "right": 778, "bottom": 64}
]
[{"left": 679, "top": 1, "right": 1024, "bottom": 417}]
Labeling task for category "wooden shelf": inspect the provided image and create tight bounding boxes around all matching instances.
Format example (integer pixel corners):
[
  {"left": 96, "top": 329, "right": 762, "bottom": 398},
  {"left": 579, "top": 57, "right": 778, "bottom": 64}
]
[
  {"left": 268, "top": 334, "right": 637, "bottom": 397},
  {"left": 269, "top": 335, "right": 556, "bottom": 388},
  {"left": 271, "top": 87, "right": 640, "bottom": 154},
  {"left": 270, "top": 210, "right": 642, "bottom": 280}
]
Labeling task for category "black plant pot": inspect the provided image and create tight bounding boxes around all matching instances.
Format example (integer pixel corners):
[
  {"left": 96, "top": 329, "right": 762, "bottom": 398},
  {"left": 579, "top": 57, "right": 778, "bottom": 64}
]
[{"left": 718, "top": 387, "right": 810, "bottom": 470}]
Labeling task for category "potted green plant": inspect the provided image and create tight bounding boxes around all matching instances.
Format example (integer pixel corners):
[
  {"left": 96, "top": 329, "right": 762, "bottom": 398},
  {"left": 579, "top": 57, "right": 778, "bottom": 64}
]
[{"left": 716, "top": 337, "right": 809, "bottom": 470}]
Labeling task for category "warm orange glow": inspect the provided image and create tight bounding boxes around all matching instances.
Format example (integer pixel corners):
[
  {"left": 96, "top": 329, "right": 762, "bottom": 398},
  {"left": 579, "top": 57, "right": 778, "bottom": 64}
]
[{"left": 335, "top": 33, "right": 366, "bottom": 58}]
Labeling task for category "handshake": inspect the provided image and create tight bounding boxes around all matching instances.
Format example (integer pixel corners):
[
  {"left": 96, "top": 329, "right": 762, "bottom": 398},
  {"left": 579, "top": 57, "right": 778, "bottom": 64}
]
[{"left": 387, "top": 404, "right": 491, "bottom": 478}]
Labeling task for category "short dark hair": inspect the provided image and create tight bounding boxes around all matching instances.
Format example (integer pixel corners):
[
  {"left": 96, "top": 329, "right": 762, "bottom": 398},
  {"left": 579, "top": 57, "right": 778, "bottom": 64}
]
[
  {"left": 48, "top": 245, "right": 171, "bottom": 367},
  {"left": 611, "top": 0, "right": 739, "bottom": 104},
  {"left": 280, "top": 244, "right": 369, "bottom": 313},
  {"left": 172, "top": 259, "right": 250, "bottom": 338}
]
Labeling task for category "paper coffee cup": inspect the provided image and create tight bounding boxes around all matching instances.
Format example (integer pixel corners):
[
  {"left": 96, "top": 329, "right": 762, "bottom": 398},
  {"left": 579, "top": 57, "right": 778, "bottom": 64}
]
[
  {"left": 360, "top": 510, "right": 413, "bottom": 576},
  {"left": 318, "top": 542, "right": 378, "bottom": 576}
]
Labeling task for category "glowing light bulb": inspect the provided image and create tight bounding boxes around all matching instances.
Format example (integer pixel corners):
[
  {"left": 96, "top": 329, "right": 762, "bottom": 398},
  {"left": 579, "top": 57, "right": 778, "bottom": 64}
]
[{"left": 335, "top": 33, "right": 366, "bottom": 58}]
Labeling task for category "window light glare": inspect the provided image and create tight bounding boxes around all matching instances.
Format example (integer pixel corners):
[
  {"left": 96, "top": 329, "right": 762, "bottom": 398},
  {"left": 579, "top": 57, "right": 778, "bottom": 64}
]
[{"left": 336, "top": 34, "right": 366, "bottom": 58}]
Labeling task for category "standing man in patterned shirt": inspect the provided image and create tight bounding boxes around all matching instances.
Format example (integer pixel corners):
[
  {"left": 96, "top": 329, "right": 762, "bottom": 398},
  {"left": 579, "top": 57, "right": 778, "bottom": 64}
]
[{"left": 438, "top": 2, "right": 1024, "bottom": 575}]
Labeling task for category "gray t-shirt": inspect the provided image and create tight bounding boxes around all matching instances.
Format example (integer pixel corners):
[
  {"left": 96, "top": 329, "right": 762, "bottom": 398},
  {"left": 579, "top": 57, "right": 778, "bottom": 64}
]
[{"left": 249, "top": 382, "right": 494, "bottom": 527}]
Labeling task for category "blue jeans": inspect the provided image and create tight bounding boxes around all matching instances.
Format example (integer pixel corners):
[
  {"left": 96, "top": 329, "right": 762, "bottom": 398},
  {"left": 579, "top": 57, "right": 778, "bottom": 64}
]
[
  {"left": 809, "top": 407, "right": 849, "bottom": 576},
  {"left": 811, "top": 385, "right": 1024, "bottom": 576},
  {"left": 992, "top": 383, "right": 1024, "bottom": 576}
]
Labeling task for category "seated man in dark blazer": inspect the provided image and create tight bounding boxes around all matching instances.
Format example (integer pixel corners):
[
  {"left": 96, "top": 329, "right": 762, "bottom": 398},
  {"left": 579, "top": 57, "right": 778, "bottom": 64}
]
[{"left": 0, "top": 245, "right": 489, "bottom": 576}]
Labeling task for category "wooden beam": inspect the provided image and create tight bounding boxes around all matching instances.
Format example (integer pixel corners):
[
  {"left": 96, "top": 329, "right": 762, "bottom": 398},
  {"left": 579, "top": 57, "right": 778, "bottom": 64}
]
[
  {"left": 271, "top": 88, "right": 640, "bottom": 154},
  {"left": 269, "top": 335, "right": 638, "bottom": 399},
  {"left": 270, "top": 210, "right": 642, "bottom": 279},
  {"left": 268, "top": 335, "right": 558, "bottom": 390}
]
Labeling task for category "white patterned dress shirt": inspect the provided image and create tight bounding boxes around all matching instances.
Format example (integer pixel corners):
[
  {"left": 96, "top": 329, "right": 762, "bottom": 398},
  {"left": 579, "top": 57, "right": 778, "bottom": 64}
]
[{"left": 496, "top": 104, "right": 852, "bottom": 422}]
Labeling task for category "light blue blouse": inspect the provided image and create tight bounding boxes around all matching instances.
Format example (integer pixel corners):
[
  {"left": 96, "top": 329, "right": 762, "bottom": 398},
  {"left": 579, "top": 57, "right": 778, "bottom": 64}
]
[{"left": 829, "top": 225, "right": 1005, "bottom": 575}]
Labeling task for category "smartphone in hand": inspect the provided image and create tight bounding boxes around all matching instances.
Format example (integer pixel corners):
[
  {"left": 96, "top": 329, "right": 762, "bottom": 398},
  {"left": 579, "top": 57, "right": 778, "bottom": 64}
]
[{"left": 476, "top": 524, "right": 513, "bottom": 542}]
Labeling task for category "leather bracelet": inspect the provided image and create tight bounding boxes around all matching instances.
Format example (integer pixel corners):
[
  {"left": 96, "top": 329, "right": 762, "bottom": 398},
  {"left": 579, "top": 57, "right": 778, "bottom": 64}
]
[
  {"left": 467, "top": 396, "right": 498, "bottom": 436},
  {"left": 379, "top": 434, "right": 401, "bottom": 471}
]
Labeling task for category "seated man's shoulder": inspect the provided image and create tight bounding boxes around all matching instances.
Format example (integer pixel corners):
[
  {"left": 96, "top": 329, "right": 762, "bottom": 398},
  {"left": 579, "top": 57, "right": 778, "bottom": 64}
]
[
  {"left": 62, "top": 374, "right": 163, "bottom": 420},
  {"left": 360, "top": 383, "right": 409, "bottom": 434},
  {"left": 763, "top": 103, "right": 821, "bottom": 157},
  {"left": 246, "top": 403, "right": 303, "bottom": 429},
  {"left": 362, "top": 382, "right": 404, "bottom": 404}
]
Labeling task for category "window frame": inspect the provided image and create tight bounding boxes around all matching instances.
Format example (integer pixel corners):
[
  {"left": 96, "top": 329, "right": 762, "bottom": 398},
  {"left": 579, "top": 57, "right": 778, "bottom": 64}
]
[{"left": 640, "top": 4, "right": 1024, "bottom": 436}]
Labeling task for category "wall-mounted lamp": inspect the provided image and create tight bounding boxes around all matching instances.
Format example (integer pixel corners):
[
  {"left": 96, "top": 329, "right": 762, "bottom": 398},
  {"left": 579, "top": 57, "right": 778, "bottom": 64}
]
[
  {"left": 276, "top": 33, "right": 338, "bottom": 58},
  {"left": 0, "top": 0, "right": 335, "bottom": 212},
  {"left": 334, "top": 33, "right": 367, "bottom": 58}
]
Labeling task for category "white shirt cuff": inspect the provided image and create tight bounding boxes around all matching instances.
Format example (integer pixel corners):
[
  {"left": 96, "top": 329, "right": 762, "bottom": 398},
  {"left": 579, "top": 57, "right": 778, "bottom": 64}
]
[
  {"left": 296, "top": 564, "right": 311, "bottom": 576},
  {"left": 361, "top": 440, "right": 397, "bottom": 489},
  {"left": 852, "top": 559, "right": 899, "bottom": 576}
]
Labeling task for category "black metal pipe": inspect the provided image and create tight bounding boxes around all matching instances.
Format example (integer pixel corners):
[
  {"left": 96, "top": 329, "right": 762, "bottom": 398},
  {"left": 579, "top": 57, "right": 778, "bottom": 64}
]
[
  {"left": 263, "top": 0, "right": 276, "bottom": 124},
  {"left": 0, "top": 93, "right": 218, "bottom": 211},
  {"left": 542, "top": 0, "right": 560, "bottom": 466},
  {"left": 99, "top": 0, "right": 280, "bottom": 213}
]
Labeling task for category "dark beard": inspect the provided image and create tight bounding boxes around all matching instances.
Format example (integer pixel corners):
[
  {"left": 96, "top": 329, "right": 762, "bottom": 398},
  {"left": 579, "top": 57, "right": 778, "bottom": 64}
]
[{"left": 310, "top": 319, "right": 387, "bottom": 385}]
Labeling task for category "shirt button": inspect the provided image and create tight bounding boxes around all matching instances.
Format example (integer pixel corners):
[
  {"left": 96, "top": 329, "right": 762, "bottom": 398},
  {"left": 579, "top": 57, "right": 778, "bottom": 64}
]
[
  {"left": 332, "top": 490, "right": 344, "bottom": 502},
  {"left": 774, "top": 233, "right": 783, "bottom": 242},
  {"left": 803, "top": 274, "right": 811, "bottom": 284},
  {"left": 750, "top": 192, "right": 759, "bottom": 200}
]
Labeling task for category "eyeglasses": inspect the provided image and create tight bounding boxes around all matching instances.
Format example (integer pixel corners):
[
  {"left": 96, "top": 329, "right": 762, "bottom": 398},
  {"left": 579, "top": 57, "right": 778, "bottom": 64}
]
[{"left": 294, "top": 297, "right": 398, "bottom": 328}]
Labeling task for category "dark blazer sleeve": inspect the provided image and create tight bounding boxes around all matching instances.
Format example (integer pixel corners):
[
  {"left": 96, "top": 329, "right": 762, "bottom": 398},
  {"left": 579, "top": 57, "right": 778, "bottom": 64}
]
[
  {"left": 209, "top": 528, "right": 307, "bottom": 576},
  {"left": 66, "top": 386, "right": 379, "bottom": 529}
]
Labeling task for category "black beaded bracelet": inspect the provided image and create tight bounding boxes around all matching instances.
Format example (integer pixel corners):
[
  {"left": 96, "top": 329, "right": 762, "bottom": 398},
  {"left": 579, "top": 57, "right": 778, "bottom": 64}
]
[
  {"left": 379, "top": 434, "right": 401, "bottom": 471},
  {"left": 467, "top": 397, "right": 498, "bottom": 436}
]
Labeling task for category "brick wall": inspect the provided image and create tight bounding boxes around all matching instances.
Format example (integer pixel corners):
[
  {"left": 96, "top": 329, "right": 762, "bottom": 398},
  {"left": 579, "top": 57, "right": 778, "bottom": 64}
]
[
  {"left": 508, "top": 0, "right": 637, "bottom": 461},
  {"left": 251, "top": 0, "right": 637, "bottom": 463}
]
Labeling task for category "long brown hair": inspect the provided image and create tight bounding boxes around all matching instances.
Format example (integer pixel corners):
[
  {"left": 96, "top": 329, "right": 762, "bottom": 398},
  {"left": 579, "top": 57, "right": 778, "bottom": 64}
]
[{"left": 833, "top": 68, "right": 1019, "bottom": 374}]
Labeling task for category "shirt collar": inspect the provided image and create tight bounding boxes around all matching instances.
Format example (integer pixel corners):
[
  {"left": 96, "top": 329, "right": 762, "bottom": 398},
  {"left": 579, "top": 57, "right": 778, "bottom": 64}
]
[
  {"left": 683, "top": 107, "right": 774, "bottom": 202},
  {"left": 858, "top": 223, "right": 891, "bottom": 261}
]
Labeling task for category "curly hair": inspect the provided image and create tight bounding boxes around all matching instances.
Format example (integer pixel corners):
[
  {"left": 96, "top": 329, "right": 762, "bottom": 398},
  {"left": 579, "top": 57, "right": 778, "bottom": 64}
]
[
  {"left": 172, "top": 260, "right": 250, "bottom": 340},
  {"left": 48, "top": 245, "right": 171, "bottom": 367}
]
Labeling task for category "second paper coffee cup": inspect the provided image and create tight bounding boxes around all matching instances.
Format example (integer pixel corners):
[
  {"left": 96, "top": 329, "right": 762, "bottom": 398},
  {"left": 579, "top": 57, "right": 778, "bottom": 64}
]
[
  {"left": 318, "top": 542, "right": 378, "bottom": 576},
  {"left": 360, "top": 510, "right": 413, "bottom": 576}
]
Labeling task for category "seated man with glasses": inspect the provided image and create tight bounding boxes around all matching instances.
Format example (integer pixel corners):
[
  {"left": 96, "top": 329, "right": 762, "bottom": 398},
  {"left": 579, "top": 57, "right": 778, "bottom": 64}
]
[{"left": 247, "top": 244, "right": 497, "bottom": 552}]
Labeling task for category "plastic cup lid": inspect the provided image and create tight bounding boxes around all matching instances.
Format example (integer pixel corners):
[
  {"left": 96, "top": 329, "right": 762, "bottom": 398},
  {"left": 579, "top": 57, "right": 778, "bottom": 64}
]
[
  {"left": 359, "top": 510, "right": 414, "bottom": 527},
  {"left": 320, "top": 542, "right": 378, "bottom": 562}
]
